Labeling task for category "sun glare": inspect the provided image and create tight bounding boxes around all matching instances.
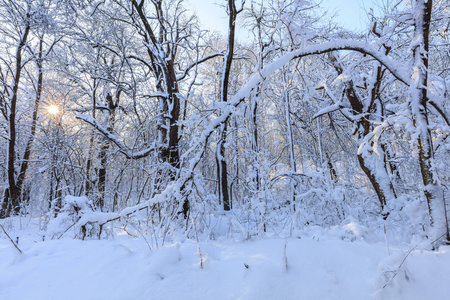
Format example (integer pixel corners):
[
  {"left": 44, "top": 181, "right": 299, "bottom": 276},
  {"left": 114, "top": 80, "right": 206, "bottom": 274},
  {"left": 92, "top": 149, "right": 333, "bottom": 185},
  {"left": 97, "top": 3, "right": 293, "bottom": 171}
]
[{"left": 47, "top": 105, "right": 59, "bottom": 115}]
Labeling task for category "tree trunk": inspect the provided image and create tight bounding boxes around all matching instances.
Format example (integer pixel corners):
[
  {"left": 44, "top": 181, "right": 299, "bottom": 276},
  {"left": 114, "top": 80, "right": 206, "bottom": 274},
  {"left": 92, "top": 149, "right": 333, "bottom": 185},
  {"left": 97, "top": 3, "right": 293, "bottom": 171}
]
[
  {"left": 216, "top": 0, "right": 239, "bottom": 211},
  {"left": 329, "top": 53, "right": 396, "bottom": 211},
  {"left": 282, "top": 66, "right": 298, "bottom": 208},
  {"left": 0, "top": 18, "right": 31, "bottom": 218},
  {"left": 410, "top": 0, "right": 449, "bottom": 241},
  {"left": 85, "top": 80, "right": 98, "bottom": 198},
  {"left": 15, "top": 39, "right": 44, "bottom": 204},
  {"left": 167, "top": 60, "right": 181, "bottom": 170}
]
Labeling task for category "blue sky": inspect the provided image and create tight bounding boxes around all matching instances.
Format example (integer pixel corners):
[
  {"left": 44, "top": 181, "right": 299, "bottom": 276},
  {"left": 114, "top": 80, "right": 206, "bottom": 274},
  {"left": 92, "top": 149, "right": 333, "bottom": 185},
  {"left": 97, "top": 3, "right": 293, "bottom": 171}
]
[{"left": 188, "top": 0, "right": 379, "bottom": 36}]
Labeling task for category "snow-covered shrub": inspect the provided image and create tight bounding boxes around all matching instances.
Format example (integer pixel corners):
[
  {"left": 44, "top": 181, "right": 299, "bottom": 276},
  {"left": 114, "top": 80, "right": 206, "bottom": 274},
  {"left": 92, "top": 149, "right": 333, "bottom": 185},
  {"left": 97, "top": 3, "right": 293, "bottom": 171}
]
[
  {"left": 383, "top": 194, "right": 430, "bottom": 244},
  {"left": 46, "top": 195, "right": 107, "bottom": 240}
]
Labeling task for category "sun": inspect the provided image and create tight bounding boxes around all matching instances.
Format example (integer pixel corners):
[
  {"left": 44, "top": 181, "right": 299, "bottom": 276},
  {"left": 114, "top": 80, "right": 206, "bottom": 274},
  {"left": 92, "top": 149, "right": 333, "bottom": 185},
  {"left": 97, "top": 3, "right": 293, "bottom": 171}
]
[{"left": 47, "top": 105, "right": 59, "bottom": 115}]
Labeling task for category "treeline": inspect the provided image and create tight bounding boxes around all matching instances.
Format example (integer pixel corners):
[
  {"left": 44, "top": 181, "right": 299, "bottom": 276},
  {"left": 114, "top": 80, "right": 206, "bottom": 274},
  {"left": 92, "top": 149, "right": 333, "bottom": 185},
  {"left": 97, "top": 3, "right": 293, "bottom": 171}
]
[{"left": 0, "top": 0, "right": 449, "bottom": 244}]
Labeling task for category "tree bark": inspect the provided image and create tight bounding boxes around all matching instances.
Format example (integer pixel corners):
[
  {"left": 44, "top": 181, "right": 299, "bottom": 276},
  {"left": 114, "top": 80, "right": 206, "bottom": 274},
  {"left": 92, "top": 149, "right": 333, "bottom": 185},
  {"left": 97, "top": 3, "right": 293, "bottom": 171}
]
[
  {"left": 328, "top": 53, "right": 396, "bottom": 211},
  {"left": 166, "top": 59, "right": 181, "bottom": 170},
  {"left": 1, "top": 17, "right": 31, "bottom": 217},
  {"left": 410, "top": 0, "right": 449, "bottom": 241},
  {"left": 216, "top": 0, "right": 240, "bottom": 211},
  {"left": 15, "top": 39, "right": 44, "bottom": 204}
]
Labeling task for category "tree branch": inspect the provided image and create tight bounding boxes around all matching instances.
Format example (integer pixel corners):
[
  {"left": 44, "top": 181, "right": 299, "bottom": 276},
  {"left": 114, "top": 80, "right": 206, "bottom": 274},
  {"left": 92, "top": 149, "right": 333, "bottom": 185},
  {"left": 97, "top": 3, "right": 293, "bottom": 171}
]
[
  {"left": 76, "top": 114, "right": 164, "bottom": 159},
  {"left": 176, "top": 52, "right": 225, "bottom": 81}
]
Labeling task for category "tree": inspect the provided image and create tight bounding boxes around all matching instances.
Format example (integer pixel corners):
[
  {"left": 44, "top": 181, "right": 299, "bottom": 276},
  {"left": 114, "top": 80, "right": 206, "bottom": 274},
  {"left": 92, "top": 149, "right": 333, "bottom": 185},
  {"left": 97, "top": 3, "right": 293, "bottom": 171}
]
[
  {"left": 0, "top": 0, "right": 31, "bottom": 217},
  {"left": 215, "top": 0, "right": 245, "bottom": 211},
  {"left": 75, "top": 0, "right": 226, "bottom": 216},
  {"left": 409, "top": 0, "right": 448, "bottom": 241},
  {"left": 0, "top": 0, "right": 60, "bottom": 217}
]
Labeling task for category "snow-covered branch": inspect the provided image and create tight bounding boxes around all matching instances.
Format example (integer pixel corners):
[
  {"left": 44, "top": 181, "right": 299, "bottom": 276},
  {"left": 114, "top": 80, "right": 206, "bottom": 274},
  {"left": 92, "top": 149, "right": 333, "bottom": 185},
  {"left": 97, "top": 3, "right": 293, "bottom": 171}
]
[
  {"left": 313, "top": 102, "right": 345, "bottom": 119},
  {"left": 76, "top": 114, "right": 163, "bottom": 159},
  {"left": 279, "top": 40, "right": 410, "bottom": 85},
  {"left": 73, "top": 38, "right": 417, "bottom": 222},
  {"left": 156, "top": 39, "right": 413, "bottom": 207}
]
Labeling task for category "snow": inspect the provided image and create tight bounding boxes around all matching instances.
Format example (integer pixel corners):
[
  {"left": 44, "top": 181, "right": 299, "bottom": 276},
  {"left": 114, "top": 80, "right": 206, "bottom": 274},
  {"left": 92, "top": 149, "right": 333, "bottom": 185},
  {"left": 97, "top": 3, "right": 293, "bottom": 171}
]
[
  {"left": 313, "top": 102, "right": 345, "bottom": 119},
  {"left": 1, "top": 218, "right": 450, "bottom": 300},
  {"left": 76, "top": 114, "right": 161, "bottom": 159}
]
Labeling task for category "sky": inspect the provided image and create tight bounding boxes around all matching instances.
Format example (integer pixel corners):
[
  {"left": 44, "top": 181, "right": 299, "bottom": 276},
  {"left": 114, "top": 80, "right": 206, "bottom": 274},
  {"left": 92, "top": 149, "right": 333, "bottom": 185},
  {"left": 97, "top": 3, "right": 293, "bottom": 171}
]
[{"left": 187, "top": 0, "right": 379, "bottom": 37}]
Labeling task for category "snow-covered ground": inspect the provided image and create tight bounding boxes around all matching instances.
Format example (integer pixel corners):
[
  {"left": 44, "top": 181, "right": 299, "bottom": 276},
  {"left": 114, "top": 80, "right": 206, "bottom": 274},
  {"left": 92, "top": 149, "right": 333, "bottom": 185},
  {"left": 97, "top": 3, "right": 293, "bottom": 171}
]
[{"left": 1, "top": 217, "right": 449, "bottom": 300}]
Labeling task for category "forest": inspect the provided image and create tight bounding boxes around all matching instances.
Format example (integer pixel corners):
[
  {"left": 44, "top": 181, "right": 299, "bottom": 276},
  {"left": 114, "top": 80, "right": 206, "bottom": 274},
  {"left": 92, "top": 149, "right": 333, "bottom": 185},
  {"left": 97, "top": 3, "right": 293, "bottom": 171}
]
[{"left": 0, "top": 0, "right": 449, "bottom": 299}]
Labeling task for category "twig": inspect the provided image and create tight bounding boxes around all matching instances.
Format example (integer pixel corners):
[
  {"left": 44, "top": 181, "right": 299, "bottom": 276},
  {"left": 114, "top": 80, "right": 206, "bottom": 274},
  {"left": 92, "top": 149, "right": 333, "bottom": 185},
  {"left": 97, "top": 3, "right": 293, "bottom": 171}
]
[
  {"left": 382, "top": 245, "right": 417, "bottom": 289},
  {"left": 128, "top": 220, "right": 152, "bottom": 250},
  {"left": 194, "top": 221, "right": 204, "bottom": 269},
  {"left": 0, "top": 223, "right": 22, "bottom": 254},
  {"left": 384, "top": 223, "right": 391, "bottom": 256},
  {"left": 383, "top": 230, "right": 450, "bottom": 288},
  {"left": 56, "top": 221, "right": 77, "bottom": 239},
  {"left": 429, "top": 232, "right": 450, "bottom": 249},
  {"left": 283, "top": 241, "right": 289, "bottom": 271}
]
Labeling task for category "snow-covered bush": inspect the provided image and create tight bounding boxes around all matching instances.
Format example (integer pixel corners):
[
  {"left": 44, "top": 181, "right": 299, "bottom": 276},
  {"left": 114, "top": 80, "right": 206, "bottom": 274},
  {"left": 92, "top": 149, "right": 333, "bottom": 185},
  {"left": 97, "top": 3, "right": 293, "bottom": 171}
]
[{"left": 46, "top": 195, "right": 112, "bottom": 240}]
